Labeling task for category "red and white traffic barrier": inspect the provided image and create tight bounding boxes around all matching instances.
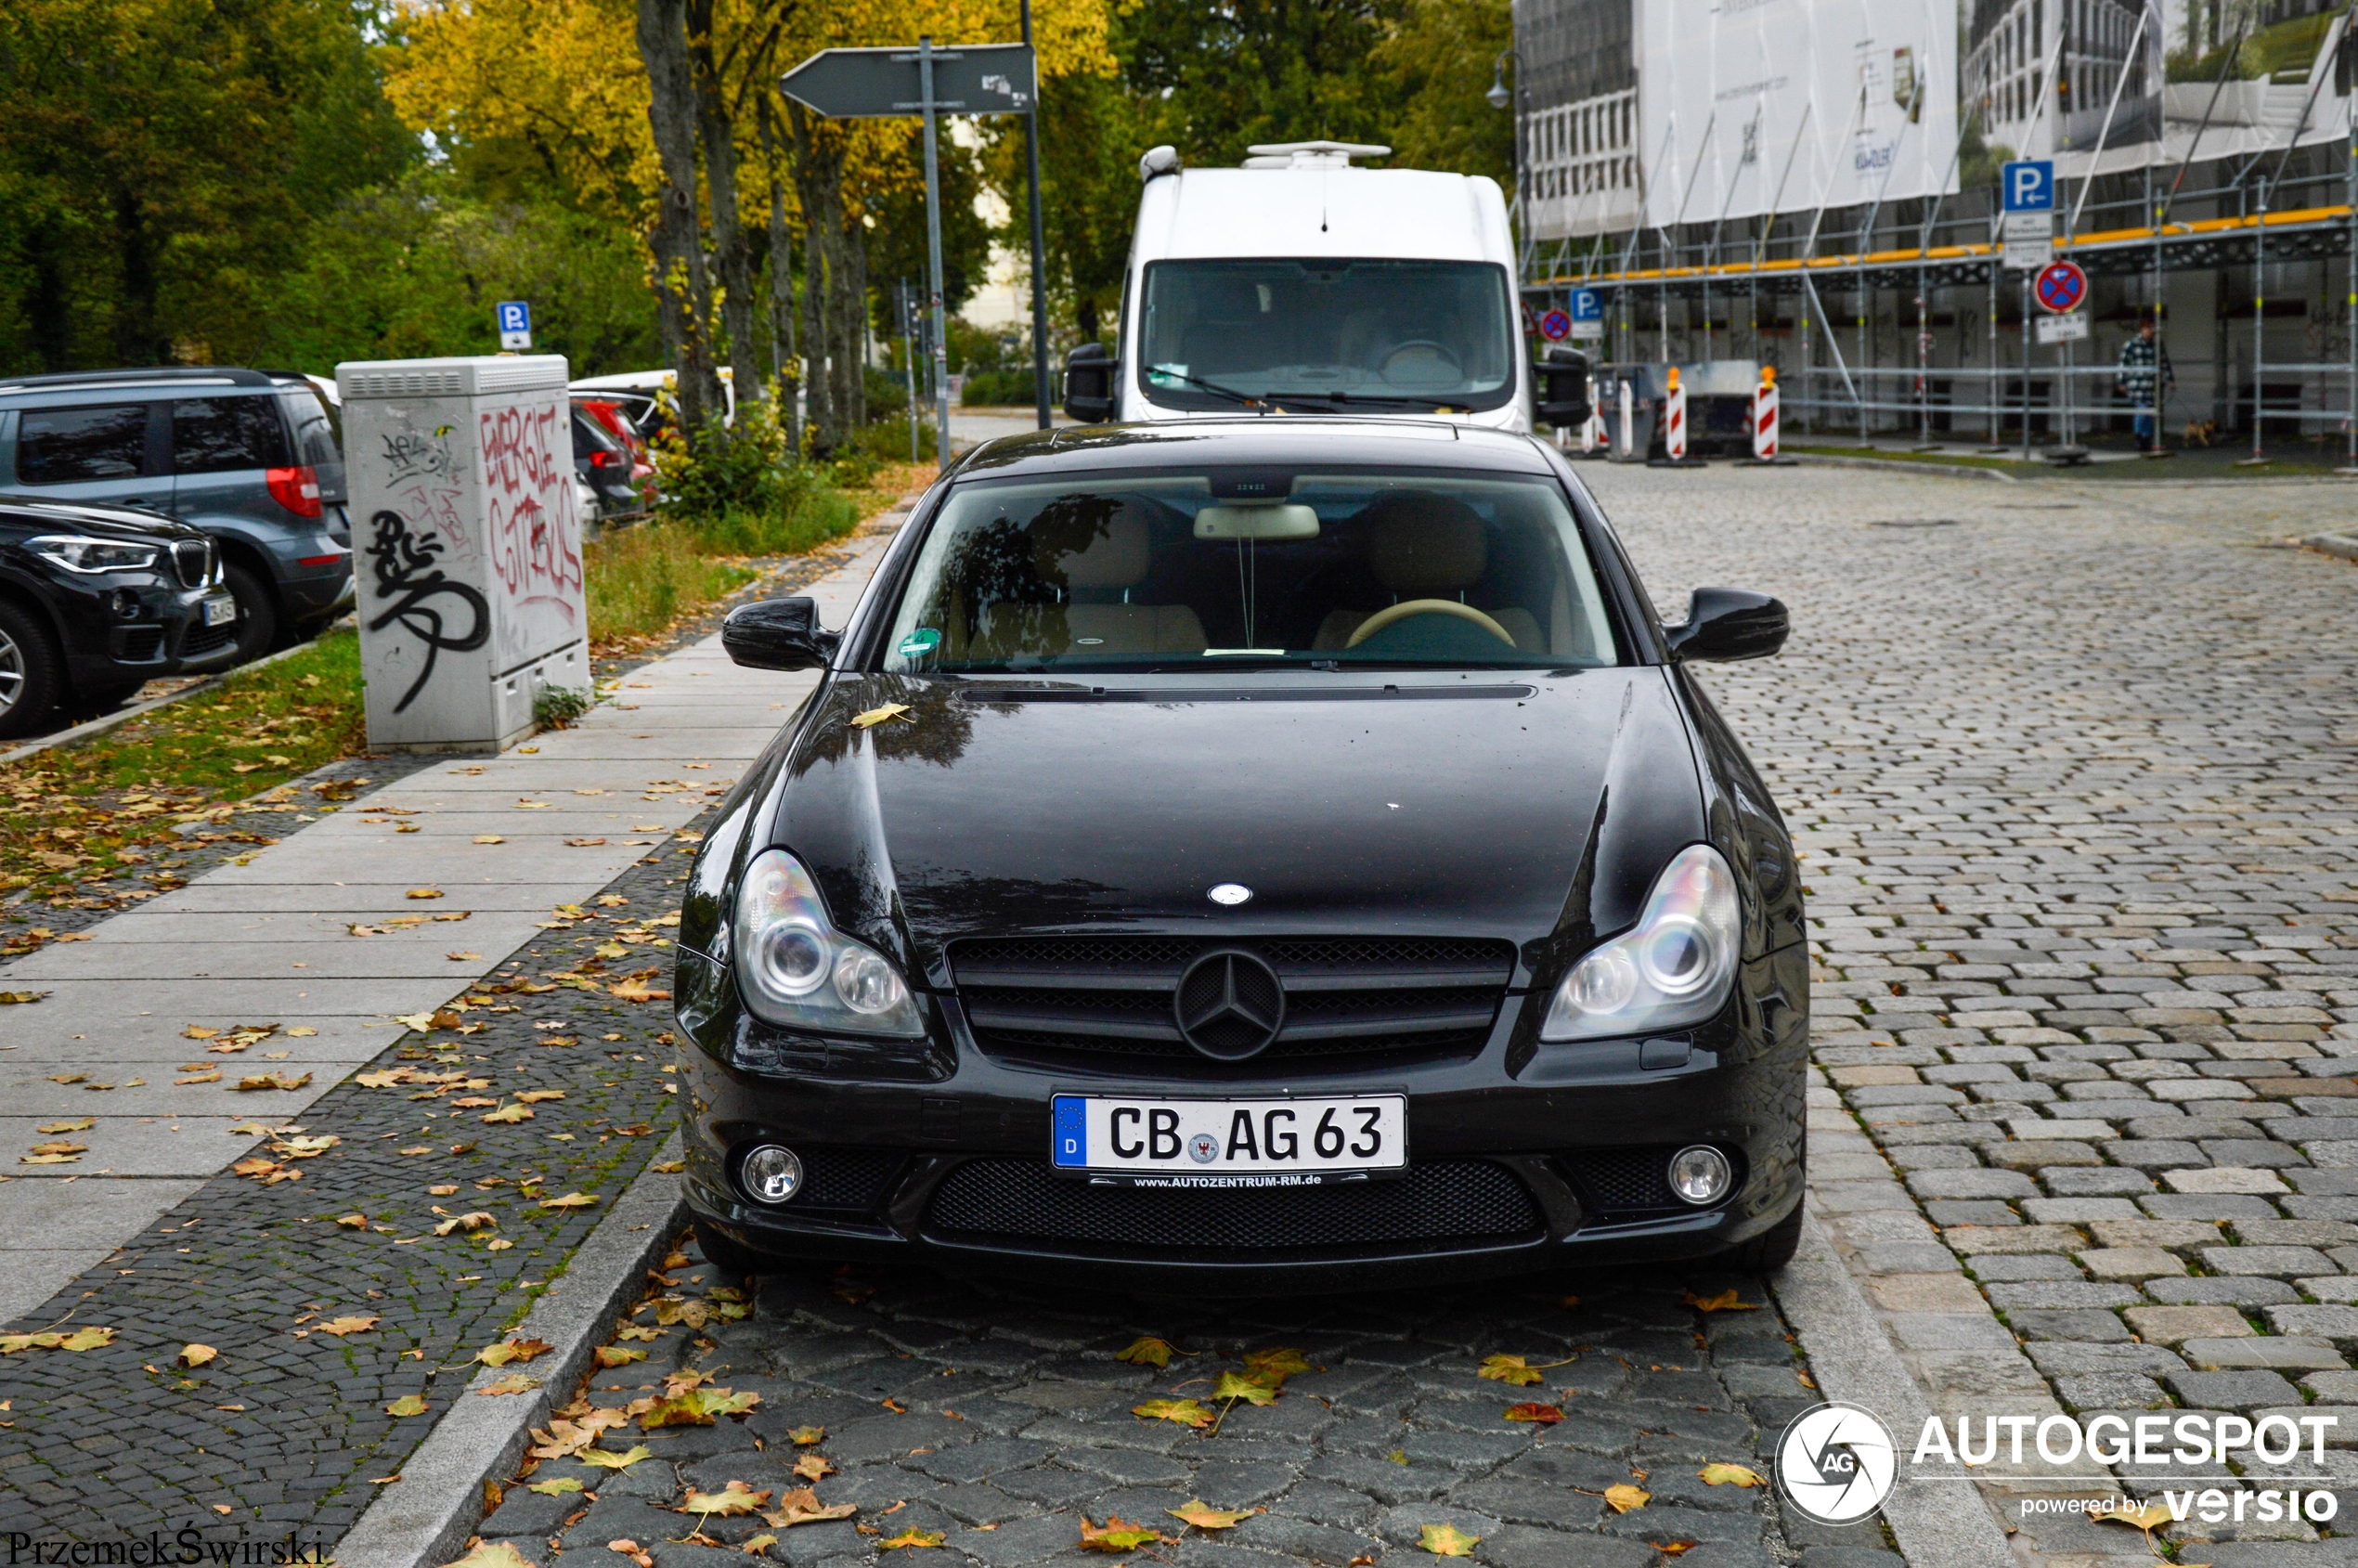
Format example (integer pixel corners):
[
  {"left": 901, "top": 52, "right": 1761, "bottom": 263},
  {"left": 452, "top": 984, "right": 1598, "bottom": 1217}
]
[
  {"left": 1753, "top": 368, "right": 1779, "bottom": 460},
  {"left": 1664, "top": 368, "right": 1689, "bottom": 461},
  {"left": 1618, "top": 380, "right": 1635, "bottom": 459}
]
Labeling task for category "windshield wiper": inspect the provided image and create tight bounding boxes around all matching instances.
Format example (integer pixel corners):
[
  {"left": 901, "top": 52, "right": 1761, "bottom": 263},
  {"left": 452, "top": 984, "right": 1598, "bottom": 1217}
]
[
  {"left": 1147, "top": 367, "right": 1278, "bottom": 412},
  {"left": 1263, "top": 389, "right": 1464, "bottom": 410}
]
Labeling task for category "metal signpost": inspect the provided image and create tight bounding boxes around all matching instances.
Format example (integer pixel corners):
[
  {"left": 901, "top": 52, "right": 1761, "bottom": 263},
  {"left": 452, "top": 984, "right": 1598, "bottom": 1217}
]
[
  {"left": 2000, "top": 162, "right": 2052, "bottom": 459},
  {"left": 2035, "top": 260, "right": 2090, "bottom": 461},
  {"left": 782, "top": 39, "right": 1039, "bottom": 471},
  {"left": 496, "top": 301, "right": 532, "bottom": 352}
]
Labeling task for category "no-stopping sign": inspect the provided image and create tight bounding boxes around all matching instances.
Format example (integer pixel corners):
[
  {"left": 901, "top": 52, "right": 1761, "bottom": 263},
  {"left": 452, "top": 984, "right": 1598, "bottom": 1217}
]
[{"left": 2035, "top": 261, "right": 2087, "bottom": 314}]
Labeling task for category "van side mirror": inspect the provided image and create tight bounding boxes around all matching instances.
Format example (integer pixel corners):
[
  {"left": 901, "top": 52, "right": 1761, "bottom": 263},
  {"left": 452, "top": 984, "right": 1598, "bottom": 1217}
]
[
  {"left": 1063, "top": 342, "right": 1115, "bottom": 423},
  {"left": 1665, "top": 587, "right": 1788, "bottom": 663},
  {"left": 723, "top": 598, "right": 839, "bottom": 670},
  {"left": 1535, "top": 346, "right": 1590, "bottom": 430}
]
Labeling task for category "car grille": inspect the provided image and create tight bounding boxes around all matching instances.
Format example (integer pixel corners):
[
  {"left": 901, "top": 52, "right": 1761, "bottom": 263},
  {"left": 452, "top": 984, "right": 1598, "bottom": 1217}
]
[
  {"left": 181, "top": 619, "right": 237, "bottom": 658},
  {"left": 782, "top": 1147, "right": 906, "bottom": 1212},
  {"left": 950, "top": 935, "right": 1515, "bottom": 1070},
  {"left": 924, "top": 1158, "right": 1543, "bottom": 1254},
  {"left": 119, "top": 627, "right": 164, "bottom": 662},
  {"left": 171, "top": 539, "right": 214, "bottom": 588},
  {"left": 1559, "top": 1147, "right": 1732, "bottom": 1225}
]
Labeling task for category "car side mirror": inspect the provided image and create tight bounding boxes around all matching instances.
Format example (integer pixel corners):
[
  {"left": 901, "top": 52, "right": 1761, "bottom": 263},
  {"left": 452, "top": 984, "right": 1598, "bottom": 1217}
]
[
  {"left": 1535, "top": 345, "right": 1590, "bottom": 430},
  {"left": 1665, "top": 587, "right": 1788, "bottom": 663},
  {"left": 1063, "top": 342, "right": 1114, "bottom": 423},
  {"left": 723, "top": 598, "right": 839, "bottom": 670}
]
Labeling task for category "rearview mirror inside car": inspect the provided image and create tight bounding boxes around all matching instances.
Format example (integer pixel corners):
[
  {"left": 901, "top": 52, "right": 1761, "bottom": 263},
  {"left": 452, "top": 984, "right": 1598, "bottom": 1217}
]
[
  {"left": 1063, "top": 343, "right": 1114, "bottom": 423},
  {"left": 1193, "top": 503, "right": 1319, "bottom": 540},
  {"left": 723, "top": 598, "right": 840, "bottom": 671},
  {"left": 1535, "top": 345, "right": 1590, "bottom": 430},
  {"left": 1665, "top": 587, "right": 1788, "bottom": 663}
]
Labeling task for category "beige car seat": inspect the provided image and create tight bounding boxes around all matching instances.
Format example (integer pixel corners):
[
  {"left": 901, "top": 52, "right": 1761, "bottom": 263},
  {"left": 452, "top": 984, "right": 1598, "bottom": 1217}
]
[
  {"left": 1313, "top": 492, "right": 1540, "bottom": 653},
  {"left": 1037, "top": 513, "right": 1207, "bottom": 655}
]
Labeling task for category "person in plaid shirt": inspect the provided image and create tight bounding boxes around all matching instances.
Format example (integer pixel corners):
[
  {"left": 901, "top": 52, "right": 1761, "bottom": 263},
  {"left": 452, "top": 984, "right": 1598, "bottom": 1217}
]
[{"left": 2116, "top": 312, "right": 2174, "bottom": 453}]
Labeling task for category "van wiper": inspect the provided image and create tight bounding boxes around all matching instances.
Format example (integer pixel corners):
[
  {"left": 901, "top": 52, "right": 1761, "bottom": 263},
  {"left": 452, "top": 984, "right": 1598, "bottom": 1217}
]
[
  {"left": 1265, "top": 389, "right": 1458, "bottom": 410},
  {"left": 1147, "top": 367, "right": 1277, "bottom": 412}
]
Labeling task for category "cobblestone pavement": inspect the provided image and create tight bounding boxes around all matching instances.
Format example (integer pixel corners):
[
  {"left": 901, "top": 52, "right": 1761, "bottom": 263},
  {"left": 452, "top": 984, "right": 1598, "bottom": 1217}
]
[
  {"left": 1587, "top": 463, "right": 2358, "bottom": 1562},
  {"left": 486, "top": 1239, "right": 1846, "bottom": 1568},
  {"left": 0, "top": 819, "right": 707, "bottom": 1538}
]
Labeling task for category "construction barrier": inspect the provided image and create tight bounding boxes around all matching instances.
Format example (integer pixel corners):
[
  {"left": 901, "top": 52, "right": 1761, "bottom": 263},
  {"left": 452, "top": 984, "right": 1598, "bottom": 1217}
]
[
  {"left": 1618, "top": 380, "right": 1635, "bottom": 459},
  {"left": 1664, "top": 368, "right": 1688, "bottom": 461},
  {"left": 1753, "top": 369, "right": 1779, "bottom": 460}
]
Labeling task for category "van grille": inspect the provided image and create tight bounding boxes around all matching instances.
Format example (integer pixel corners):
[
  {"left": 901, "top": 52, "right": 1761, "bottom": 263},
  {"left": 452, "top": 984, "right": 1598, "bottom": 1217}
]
[{"left": 949, "top": 935, "right": 1514, "bottom": 1070}]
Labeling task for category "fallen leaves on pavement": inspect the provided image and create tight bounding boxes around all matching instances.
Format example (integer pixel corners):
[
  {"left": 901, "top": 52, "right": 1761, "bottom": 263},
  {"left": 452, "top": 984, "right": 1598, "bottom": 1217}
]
[
  {"left": 1476, "top": 1353, "right": 1572, "bottom": 1386},
  {"left": 1602, "top": 1484, "right": 1651, "bottom": 1513},
  {"left": 1683, "top": 1289, "right": 1758, "bottom": 1313},
  {"left": 680, "top": 1481, "right": 771, "bottom": 1519},
  {"left": 879, "top": 1529, "right": 943, "bottom": 1550},
  {"left": 1114, "top": 1336, "right": 1175, "bottom": 1368},
  {"left": 314, "top": 1315, "right": 379, "bottom": 1337},
  {"left": 0, "top": 1327, "right": 115, "bottom": 1354},
  {"left": 477, "top": 1373, "right": 540, "bottom": 1396},
  {"left": 577, "top": 1444, "right": 654, "bottom": 1471},
  {"left": 792, "top": 1453, "right": 833, "bottom": 1481},
  {"left": 1132, "top": 1397, "right": 1214, "bottom": 1429},
  {"left": 1078, "top": 1517, "right": 1164, "bottom": 1552},
  {"left": 1503, "top": 1403, "right": 1563, "bottom": 1425},
  {"left": 1168, "top": 1500, "right": 1260, "bottom": 1531},
  {"left": 476, "top": 1338, "right": 551, "bottom": 1367},
  {"left": 1698, "top": 1463, "right": 1763, "bottom": 1487},
  {"left": 787, "top": 1424, "right": 824, "bottom": 1445},
  {"left": 439, "top": 1543, "right": 535, "bottom": 1568},
  {"left": 1419, "top": 1524, "right": 1480, "bottom": 1557},
  {"left": 385, "top": 1394, "right": 428, "bottom": 1417},
  {"left": 765, "top": 1488, "right": 857, "bottom": 1527},
  {"left": 177, "top": 1344, "right": 217, "bottom": 1368}
]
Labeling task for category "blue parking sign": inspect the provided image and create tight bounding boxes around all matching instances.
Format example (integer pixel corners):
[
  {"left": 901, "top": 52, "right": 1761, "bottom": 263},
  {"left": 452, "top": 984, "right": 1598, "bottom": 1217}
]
[
  {"left": 2002, "top": 161, "right": 2054, "bottom": 214},
  {"left": 497, "top": 301, "right": 531, "bottom": 334},
  {"left": 1570, "top": 288, "right": 1602, "bottom": 323}
]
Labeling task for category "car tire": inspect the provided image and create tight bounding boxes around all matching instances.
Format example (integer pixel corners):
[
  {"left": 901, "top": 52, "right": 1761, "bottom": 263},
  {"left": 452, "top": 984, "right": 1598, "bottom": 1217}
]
[
  {"left": 693, "top": 1225, "right": 783, "bottom": 1283},
  {"left": 0, "top": 600, "right": 64, "bottom": 742},
  {"left": 1728, "top": 1199, "right": 1805, "bottom": 1275},
  {"left": 221, "top": 562, "right": 279, "bottom": 664}
]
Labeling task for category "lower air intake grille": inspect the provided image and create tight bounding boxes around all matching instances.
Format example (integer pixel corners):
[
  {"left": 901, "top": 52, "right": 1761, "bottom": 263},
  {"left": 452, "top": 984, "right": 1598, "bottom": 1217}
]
[
  {"left": 776, "top": 1147, "right": 905, "bottom": 1212},
  {"left": 924, "top": 1159, "right": 1542, "bottom": 1253},
  {"left": 1560, "top": 1147, "right": 1726, "bottom": 1225},
  {"left": 119, "top": 627, "right": 164, "bottom": 662},
  {"left": 181, "top": 619, "right": 237, "bottom": 658}
]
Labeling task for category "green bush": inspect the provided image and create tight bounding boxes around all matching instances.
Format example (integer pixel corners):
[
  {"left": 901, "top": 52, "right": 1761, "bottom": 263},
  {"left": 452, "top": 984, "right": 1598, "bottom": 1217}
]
[
  {"left": 653, "top": 396, "right": 808, "bottom": 520},
  {"left": 961, "top": 369, "right": 1043, "bottom": 407}
]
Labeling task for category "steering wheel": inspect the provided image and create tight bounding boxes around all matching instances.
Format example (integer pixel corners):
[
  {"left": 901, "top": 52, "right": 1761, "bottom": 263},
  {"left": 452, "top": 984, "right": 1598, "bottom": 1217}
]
[
  {"left": 1380, "top": 340, "right": 1463, "bottom": 383},
  {"left": 1346, "top": 598, "right": 1514, "bottom": 649}
]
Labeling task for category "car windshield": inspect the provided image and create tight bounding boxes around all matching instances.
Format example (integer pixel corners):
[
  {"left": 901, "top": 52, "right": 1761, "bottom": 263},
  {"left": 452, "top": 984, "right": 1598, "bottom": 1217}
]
[
  {"left": 878, "top": 469, "right": 1619, "bottom": 673},
  {"left": 1136, "top": 260, "right": 1518, "bottom": 412}
]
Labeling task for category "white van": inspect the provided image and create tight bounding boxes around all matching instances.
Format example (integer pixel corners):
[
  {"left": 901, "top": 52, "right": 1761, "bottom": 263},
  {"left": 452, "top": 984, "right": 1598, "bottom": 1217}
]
[{"left": 1061, "top": 142, "right": 1584, "bottom": 433}]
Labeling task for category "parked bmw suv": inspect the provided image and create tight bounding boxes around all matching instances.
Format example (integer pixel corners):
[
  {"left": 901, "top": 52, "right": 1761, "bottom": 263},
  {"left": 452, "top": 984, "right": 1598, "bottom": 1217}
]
[
  {"left": 0, "top": 367, "right": 354, "bottom": 664},
  {"left": 0, "top": 496, "right": 242, "bottom": 738}
]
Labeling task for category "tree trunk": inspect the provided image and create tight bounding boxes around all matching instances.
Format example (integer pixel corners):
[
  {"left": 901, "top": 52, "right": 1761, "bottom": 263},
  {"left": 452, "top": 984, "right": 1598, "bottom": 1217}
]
[
  {"left": 685, "top": 0, "right": 764, "bottom": 419},
  {"left": 787, "top": 103, "right": 846, "bottom": 453},
  {"left": 112, "top": 188, "right": 168, "bottom": 366},
  {"left": 634, "top": 0, "right": 722, "bottom": 437},
  {"left": 757, "top": 97, "right": 800, "bottom": 458}
]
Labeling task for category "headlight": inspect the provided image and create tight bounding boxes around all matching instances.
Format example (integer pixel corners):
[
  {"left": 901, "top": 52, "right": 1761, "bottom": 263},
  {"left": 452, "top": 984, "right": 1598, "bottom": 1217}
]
[
  {"left": 1541, "top": 845, "right": 1740, "bottom": 1041},
  {"left": 731, "top": 848, "right": 923, "bottom": 1036},
  {"left": 27, "top": 536, "right": 162, "bottom": 574}
]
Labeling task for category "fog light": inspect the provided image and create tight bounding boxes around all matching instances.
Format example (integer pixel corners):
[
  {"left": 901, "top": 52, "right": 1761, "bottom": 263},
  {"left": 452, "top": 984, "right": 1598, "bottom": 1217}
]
[
  {"left": 1668, "top": 1146, "right": 1732, "bottom": 1206},
  {"left": 740, "top": 1144, "right": 803, "bottom": 1205}
]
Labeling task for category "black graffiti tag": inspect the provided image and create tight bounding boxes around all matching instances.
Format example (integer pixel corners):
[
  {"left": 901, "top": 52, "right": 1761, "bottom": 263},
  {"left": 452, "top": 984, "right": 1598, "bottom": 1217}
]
[{"left": 366, "top": 510, "right": 489, "bottom": 713}]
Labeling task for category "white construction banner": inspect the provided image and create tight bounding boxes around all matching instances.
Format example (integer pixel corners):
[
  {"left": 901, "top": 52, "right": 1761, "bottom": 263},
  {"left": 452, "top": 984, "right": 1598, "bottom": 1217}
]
[{"left": 1638, "top": 0, "right": 1958, "bottom": 229}]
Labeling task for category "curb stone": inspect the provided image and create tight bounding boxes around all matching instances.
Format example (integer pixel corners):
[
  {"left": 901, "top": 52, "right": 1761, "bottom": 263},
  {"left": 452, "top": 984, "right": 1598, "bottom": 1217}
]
[
  {"left": 332, "top": 1134, "right": 687, "bottom": 1568},
  {"left": 1774, "top": 1206, "right": 2020, "bottom": 1566},
  {"left": 2304, "top": 532, "right": 2358, "bottom": 563}
]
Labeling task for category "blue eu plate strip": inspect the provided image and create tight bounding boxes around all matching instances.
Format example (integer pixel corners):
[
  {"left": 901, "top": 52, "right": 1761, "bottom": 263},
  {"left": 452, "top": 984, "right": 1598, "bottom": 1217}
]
[{"left": 1051, "top": 1095, "right": 1086, "bottom": 1168}]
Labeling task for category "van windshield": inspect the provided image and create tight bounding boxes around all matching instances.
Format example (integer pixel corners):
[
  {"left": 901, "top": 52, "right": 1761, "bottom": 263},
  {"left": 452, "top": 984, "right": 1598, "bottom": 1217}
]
[
  {"left": 878, "top": 469, "right": 1620, "bottom": 673},
  {"left": 1137, "top": 260, "right": 1519, "bottom": 413}
]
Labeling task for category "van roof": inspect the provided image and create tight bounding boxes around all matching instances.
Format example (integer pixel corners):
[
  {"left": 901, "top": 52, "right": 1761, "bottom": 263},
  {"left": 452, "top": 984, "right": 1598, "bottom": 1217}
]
[{"left": 1137, "top": 168, "right": 1510, "bottom": 266}]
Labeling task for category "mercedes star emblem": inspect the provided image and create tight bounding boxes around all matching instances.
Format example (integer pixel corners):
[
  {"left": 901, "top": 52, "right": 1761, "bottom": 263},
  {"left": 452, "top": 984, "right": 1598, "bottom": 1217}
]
[
  {"left": 1173, "top": 949, "right": 1286, "bottom": 1060},
  {"left": 1207, "top": 883, "right": 1253, "bottom": 906}
]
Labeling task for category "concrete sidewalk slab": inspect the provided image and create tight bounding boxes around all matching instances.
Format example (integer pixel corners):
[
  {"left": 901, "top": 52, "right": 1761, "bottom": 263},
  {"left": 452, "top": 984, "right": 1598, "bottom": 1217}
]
[{"left": 0, "top": 525, "right": 893, "bottom": 1324}]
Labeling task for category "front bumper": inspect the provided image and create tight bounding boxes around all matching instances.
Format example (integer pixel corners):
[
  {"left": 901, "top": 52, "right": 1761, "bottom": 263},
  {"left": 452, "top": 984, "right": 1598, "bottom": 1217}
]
[{"left": 675, "top": 943, "right": 1808, "bottom": 1290}]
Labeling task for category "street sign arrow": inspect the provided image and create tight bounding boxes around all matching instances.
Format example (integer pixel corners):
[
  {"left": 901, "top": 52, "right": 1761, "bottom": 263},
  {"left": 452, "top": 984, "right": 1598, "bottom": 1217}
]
[{"left": 780, "top": 44, "right": 1035, "bottom": 119}]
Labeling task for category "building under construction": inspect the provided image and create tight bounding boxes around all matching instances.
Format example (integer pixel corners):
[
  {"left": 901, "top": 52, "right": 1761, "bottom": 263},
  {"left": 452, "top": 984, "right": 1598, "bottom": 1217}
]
[{"left": 1508, "top": 0, "right": 2358, "bottom": 453}]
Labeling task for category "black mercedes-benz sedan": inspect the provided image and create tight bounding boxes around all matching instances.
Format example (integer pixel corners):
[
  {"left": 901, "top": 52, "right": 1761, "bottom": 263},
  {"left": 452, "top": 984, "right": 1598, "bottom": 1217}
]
[{"left": 674, "top": 420, "right": 1807, "bottom": 1289}]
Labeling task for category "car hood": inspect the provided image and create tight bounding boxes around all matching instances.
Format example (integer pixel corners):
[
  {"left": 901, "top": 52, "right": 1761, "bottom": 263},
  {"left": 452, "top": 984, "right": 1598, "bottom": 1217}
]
[
  {"left": 0, "top": 496, "right": 207, "bottom": 544},
  {"left": 764, "top": 668, "right": 1707, "bottom": 986}
]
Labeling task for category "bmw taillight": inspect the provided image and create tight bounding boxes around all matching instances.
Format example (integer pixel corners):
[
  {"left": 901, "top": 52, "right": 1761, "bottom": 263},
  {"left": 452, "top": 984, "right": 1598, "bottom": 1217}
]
[
  {"left": 589, "top": 449, "right": 619, "bottom": 469},
  {"left": 266, "top": 465, "right": 322, "bottom": 519}
]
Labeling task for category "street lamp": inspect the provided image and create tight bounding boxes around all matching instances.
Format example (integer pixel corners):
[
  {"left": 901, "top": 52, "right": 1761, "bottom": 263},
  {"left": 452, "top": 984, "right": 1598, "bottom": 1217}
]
[{"left": 1487, "top": 49, "right": 1526, "bottom": 271}]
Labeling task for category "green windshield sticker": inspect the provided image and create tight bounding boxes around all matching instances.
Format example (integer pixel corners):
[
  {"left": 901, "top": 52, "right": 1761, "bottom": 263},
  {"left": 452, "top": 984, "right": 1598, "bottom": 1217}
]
[{"left": 898, "top": 628, "right": 942, "bottom": 657}]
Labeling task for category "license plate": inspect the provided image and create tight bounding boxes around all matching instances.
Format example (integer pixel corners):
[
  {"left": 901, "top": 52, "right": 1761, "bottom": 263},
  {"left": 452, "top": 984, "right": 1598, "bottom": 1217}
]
[
  {"left": 1051, "top": 1094, "right": 1406, "bottom": 1185},
  {"left": 201, "top": 593, "right": 238, "bottom": 628}
]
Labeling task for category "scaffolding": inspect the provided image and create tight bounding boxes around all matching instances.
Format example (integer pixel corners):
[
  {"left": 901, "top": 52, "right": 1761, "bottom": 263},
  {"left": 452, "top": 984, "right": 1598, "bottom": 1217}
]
[{"left": 1511, "top": 11, "right": 2358, "bottom": 463}]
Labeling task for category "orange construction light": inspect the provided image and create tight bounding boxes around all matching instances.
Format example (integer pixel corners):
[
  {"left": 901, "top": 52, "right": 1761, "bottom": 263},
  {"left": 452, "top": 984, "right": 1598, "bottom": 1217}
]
[
  {"left": 1666, "top": 366, "right": 1681, "bottom": 391},
  {"left": 1761, "top": 365, "right": 1777, "bottom": 387}
]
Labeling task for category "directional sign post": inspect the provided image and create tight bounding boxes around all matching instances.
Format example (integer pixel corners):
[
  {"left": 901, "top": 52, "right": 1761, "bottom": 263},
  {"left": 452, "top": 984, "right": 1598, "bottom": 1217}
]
[
  {"left": 496, "top": 300, "right": 532, "bottom": 352},
  {"left": 1568, "top": 288, "right": 1605, "bottom": 342},
  {"left": 782, "top": 40, "right": 1038, "bottom": 470}
]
